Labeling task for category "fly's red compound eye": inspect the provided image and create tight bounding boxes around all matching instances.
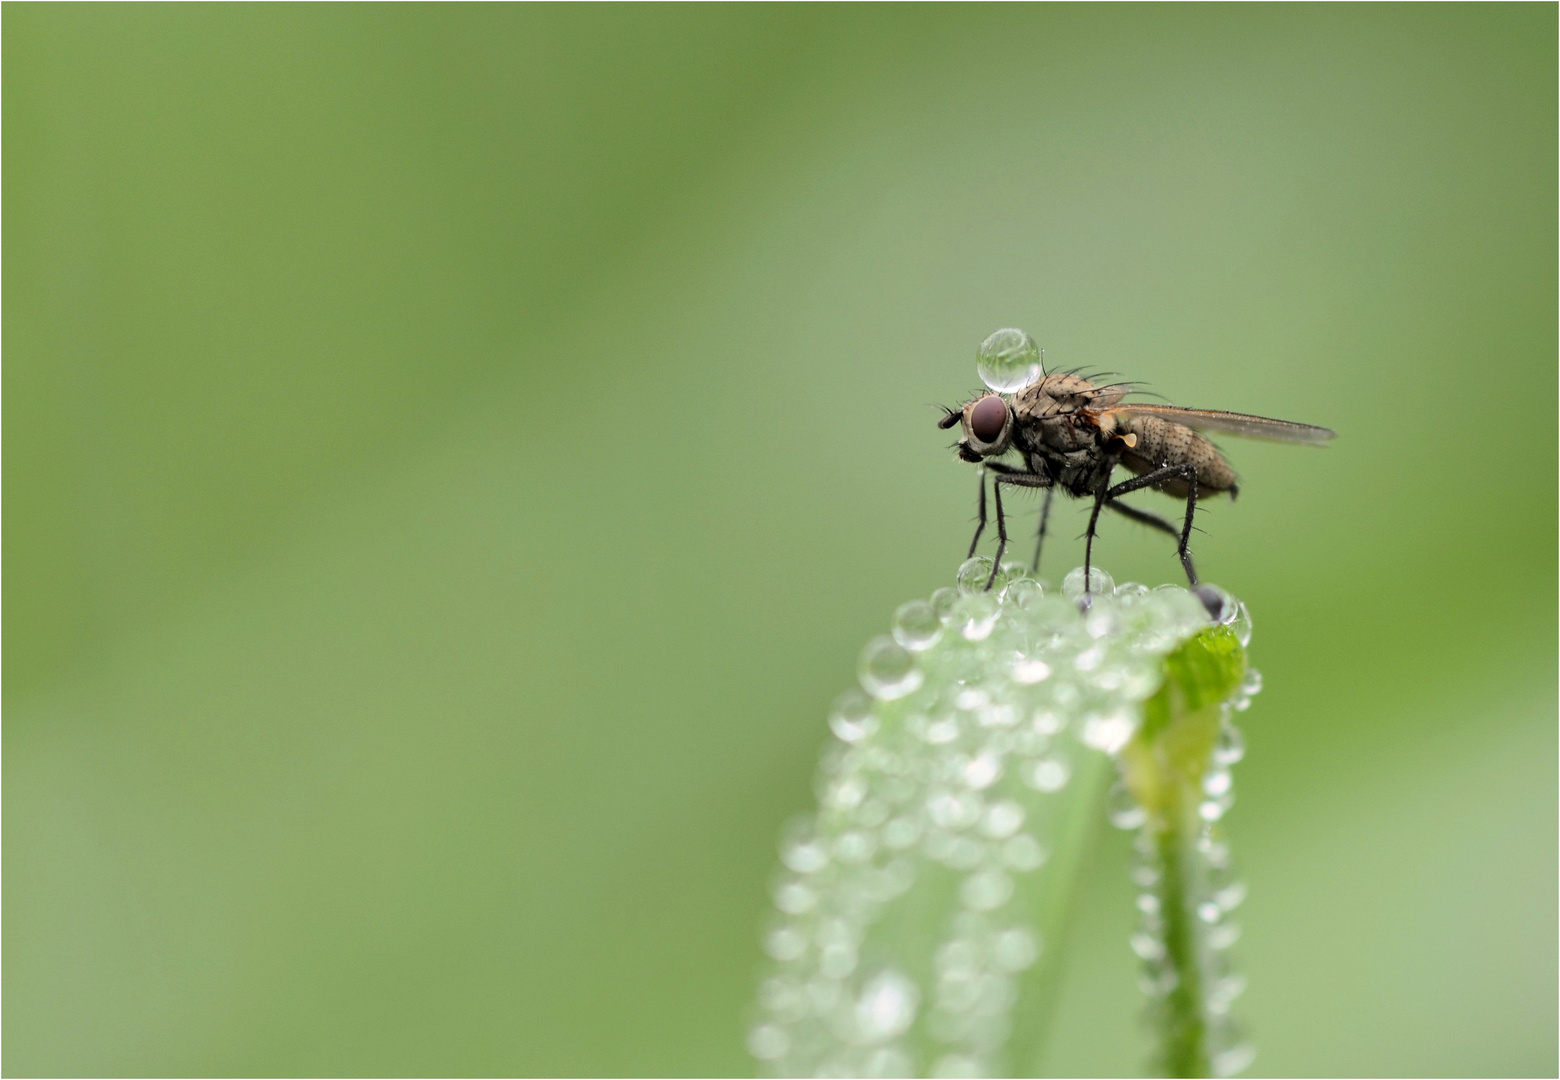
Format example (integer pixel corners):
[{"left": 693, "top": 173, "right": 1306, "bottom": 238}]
[{"left": 970, "top": 395, "right": 1007, "bottom": 444}]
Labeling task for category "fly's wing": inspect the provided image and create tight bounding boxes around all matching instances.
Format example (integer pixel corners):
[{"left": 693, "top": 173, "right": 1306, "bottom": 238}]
[{"left": 1101, "top": 404, "right": 1335, "bottom": 444}]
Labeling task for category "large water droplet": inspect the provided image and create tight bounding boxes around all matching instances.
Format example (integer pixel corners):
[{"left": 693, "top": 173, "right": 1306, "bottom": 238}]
[
  {"left": 859, "top": 636, "right": 923, "bottom": 700},
  {"left": 893, "top": 599, "right": 944, "bottom": 651},
  {"left": 853, "top": 968, "right": 919, "bottom": 1043},
  {"left": 975, "top": 328, "right": 1043, "bottom": 393}
]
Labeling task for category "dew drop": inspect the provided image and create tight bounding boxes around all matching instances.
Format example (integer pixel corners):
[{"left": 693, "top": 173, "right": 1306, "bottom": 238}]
[
  {"left": 1010, "top": 654, "right": 1052, "bottom": 684},
  {"left": 853, "top": 968, "right": 919, "bottom": 1043},
  {"left": 859, "top": 636, "right": 924, "bottom": 701},
  {"left": 1198, "top": 900, "right": 1222, "bottom": 923},
  {"left": 1240, "top": 668, "right": 1263, "bottom": 697},
  {"left": 956, "top": 556, "right": 997, "bottom": 596},
  {"left": 999, "top": 576, "right": 1045, "bottom": 610},
  {"left": 775, "top": 882, "right": 818, "bottom": 914},
  {"left": 930, "top": 586, "right": 960, "bottom": 624},
  {"left": 992, "top": 927, "right": 1040, "bottom": 972},
  {"left": 1062, "top": 565, "right": 1115, "bottom": 600},
  {"left": 1025, "top": 756, "right": 1071, "bottom": 793},
  {"left": 980, "top": 799, "right": 1026, "bottom": 839},
  {"left": 1227, "top": 601, "right": 1253, "bottom": 647},
  {"left": 1212, "top": 1042, "right": 1257, "bottom": 1078},
  {"left": 960, "top": 869, "right": 1014, "bottom": 911},
  {"left": 820, "top": 941, "right": 859, "bottom": 979},
  {"left": 1108, "top": 781, "right": 1147, "bottom": 829},
  {"left": 1130, "top": 932, "right": 1166, "bottom": 962},
  {"left": 951, "top": 594, "right": 1001, "bottom": 641},
  {"left": 962, "top": 753, "right": 1003, "bottom": 790},
  {"left": 1204, "top": 766, "right": 1233, "bottom": 797},
  {"left": 829, "top": 688, "right": 880, "bottom": 743},
  {"left": 783, "top": 840, "right": 829, "bottom": 875},
  {"left": 1002, "top": 833, "right": 1047, "bottom": 872},
  {"left": 1214, "top": 723, "right": 1246, "bottom": 766},
  {"left": 835, "top": 830, "right": 878, "bottom": 864},
  {"left": 883, "top": 816, "right": 922, "bottom": 850},
  {"left": 748, "top": 1023, "right": 790, "bottom": 1061},
  {"left": 975, "top": 327, "right": 1043, "bottom": 393},
  {"left": 765, "top": 925, "right": 807, "bottom": 961},
  {"left": 1082, "top": 709, "right": 1137, "bottom": 755},
  {"left": 863, "top": 1047, "right": 914, "bottom": 1077},
  {"left": 933, "top": 1053, "right": 982, "bottom": 1079},
  {"left": 893, "top": 599, "right": 944, "bottom": 652}
]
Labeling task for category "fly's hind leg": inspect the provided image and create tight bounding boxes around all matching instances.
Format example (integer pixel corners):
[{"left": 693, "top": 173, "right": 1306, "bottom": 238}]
[{"left": 1103, "top": 464, "right": 1200, "bottom": 585}]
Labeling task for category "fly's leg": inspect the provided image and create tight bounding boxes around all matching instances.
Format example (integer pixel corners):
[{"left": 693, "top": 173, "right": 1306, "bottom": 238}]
[
  {"left": 988, "top": 472, "right": 1052, "bottom": 590},
  {"left": 1082, "top": 468, "right": 1115, "bottom": 606},
  {"left": 966, "top": 467, "right": 988, "bottom": 560},
  {"left": 1030, "top": 488, "right": 1055, "bottom": 574},
  {"left": 1103, "top": 464, "right": 1200, "bottom": 585},
  {"left": 1106, "top": 500, "right": 1179, "bottom": 539}
]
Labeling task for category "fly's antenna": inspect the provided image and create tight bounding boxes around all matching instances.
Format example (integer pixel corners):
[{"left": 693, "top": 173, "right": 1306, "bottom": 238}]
[{"left": 933, "top": 403, "right": 961, "bottom": 429}]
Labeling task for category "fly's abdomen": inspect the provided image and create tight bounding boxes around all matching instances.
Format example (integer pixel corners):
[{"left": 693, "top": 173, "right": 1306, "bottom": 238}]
[{"left": 1120, "top": 417, "right": 1238, "bottom": 496}]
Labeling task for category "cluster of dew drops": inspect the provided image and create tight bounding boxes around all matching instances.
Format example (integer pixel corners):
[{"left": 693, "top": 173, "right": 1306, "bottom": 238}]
[{"left": 750, "top": 551, "right": 1257, "bottom": 1079}]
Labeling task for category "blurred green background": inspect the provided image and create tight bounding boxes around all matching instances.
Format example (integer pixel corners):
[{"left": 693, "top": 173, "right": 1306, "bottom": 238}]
[{"left": 5, "top": 6, "right": 1554, "bottom": 1076}]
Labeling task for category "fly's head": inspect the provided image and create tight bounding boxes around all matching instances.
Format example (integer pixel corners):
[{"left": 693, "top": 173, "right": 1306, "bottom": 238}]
[{"left": 938, "top": 392, "right": 1014, "bottom": 463}]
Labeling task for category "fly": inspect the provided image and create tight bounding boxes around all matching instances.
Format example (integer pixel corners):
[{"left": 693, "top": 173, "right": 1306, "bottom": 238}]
[{"left": 937, "top": 342, "right": 1334, "bottom": 606}]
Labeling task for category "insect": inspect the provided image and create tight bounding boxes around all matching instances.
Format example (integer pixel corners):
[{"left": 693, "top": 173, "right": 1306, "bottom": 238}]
[{"left": 937, "top": 360, "right": 1334, "bottom": 604}]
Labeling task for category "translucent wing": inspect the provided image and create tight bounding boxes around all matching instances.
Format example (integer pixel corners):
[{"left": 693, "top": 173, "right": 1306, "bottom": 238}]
[{"left": 1102, "top": 404, "right": 1336, "bottom": 444}]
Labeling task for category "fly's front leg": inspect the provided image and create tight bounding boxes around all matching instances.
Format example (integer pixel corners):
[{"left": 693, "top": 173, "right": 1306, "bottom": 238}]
[
  {"left": 1030, "top": 488, "right": 1055, "bottom": 574},
  {"left": 966, "top": 467, "right": 988, "bottom": 560},
  {"left": 988, "top": 471, "right": 1052, "bottom": 590},
  {"left": 1104, "top": 464, "right": 1200, "bottom": 585}
]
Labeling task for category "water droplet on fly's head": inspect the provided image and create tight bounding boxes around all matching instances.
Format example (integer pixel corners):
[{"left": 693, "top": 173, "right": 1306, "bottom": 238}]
[
  {"left": 1062, "top": 565, "right": 1115, "bottom": 600},
  {"left": 859, "top": 637, "right": 923, "bottom": 700},
  {"left": 829, "top": 688, "right": 880, "bottom": 743},
  {"left": 976, "top": 328, "right": 1043, "bottom": 393},
  {"left": 893, "top": 599, "right": 944, "bottom": 651},
  {"left": 957, "top": 556, "right": 996, "bottom": 595}
]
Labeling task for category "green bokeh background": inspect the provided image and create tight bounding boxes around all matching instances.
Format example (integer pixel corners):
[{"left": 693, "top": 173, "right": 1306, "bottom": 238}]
[{"left": 5, "top": 6, "right": 1555, "bottom": 1076}]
